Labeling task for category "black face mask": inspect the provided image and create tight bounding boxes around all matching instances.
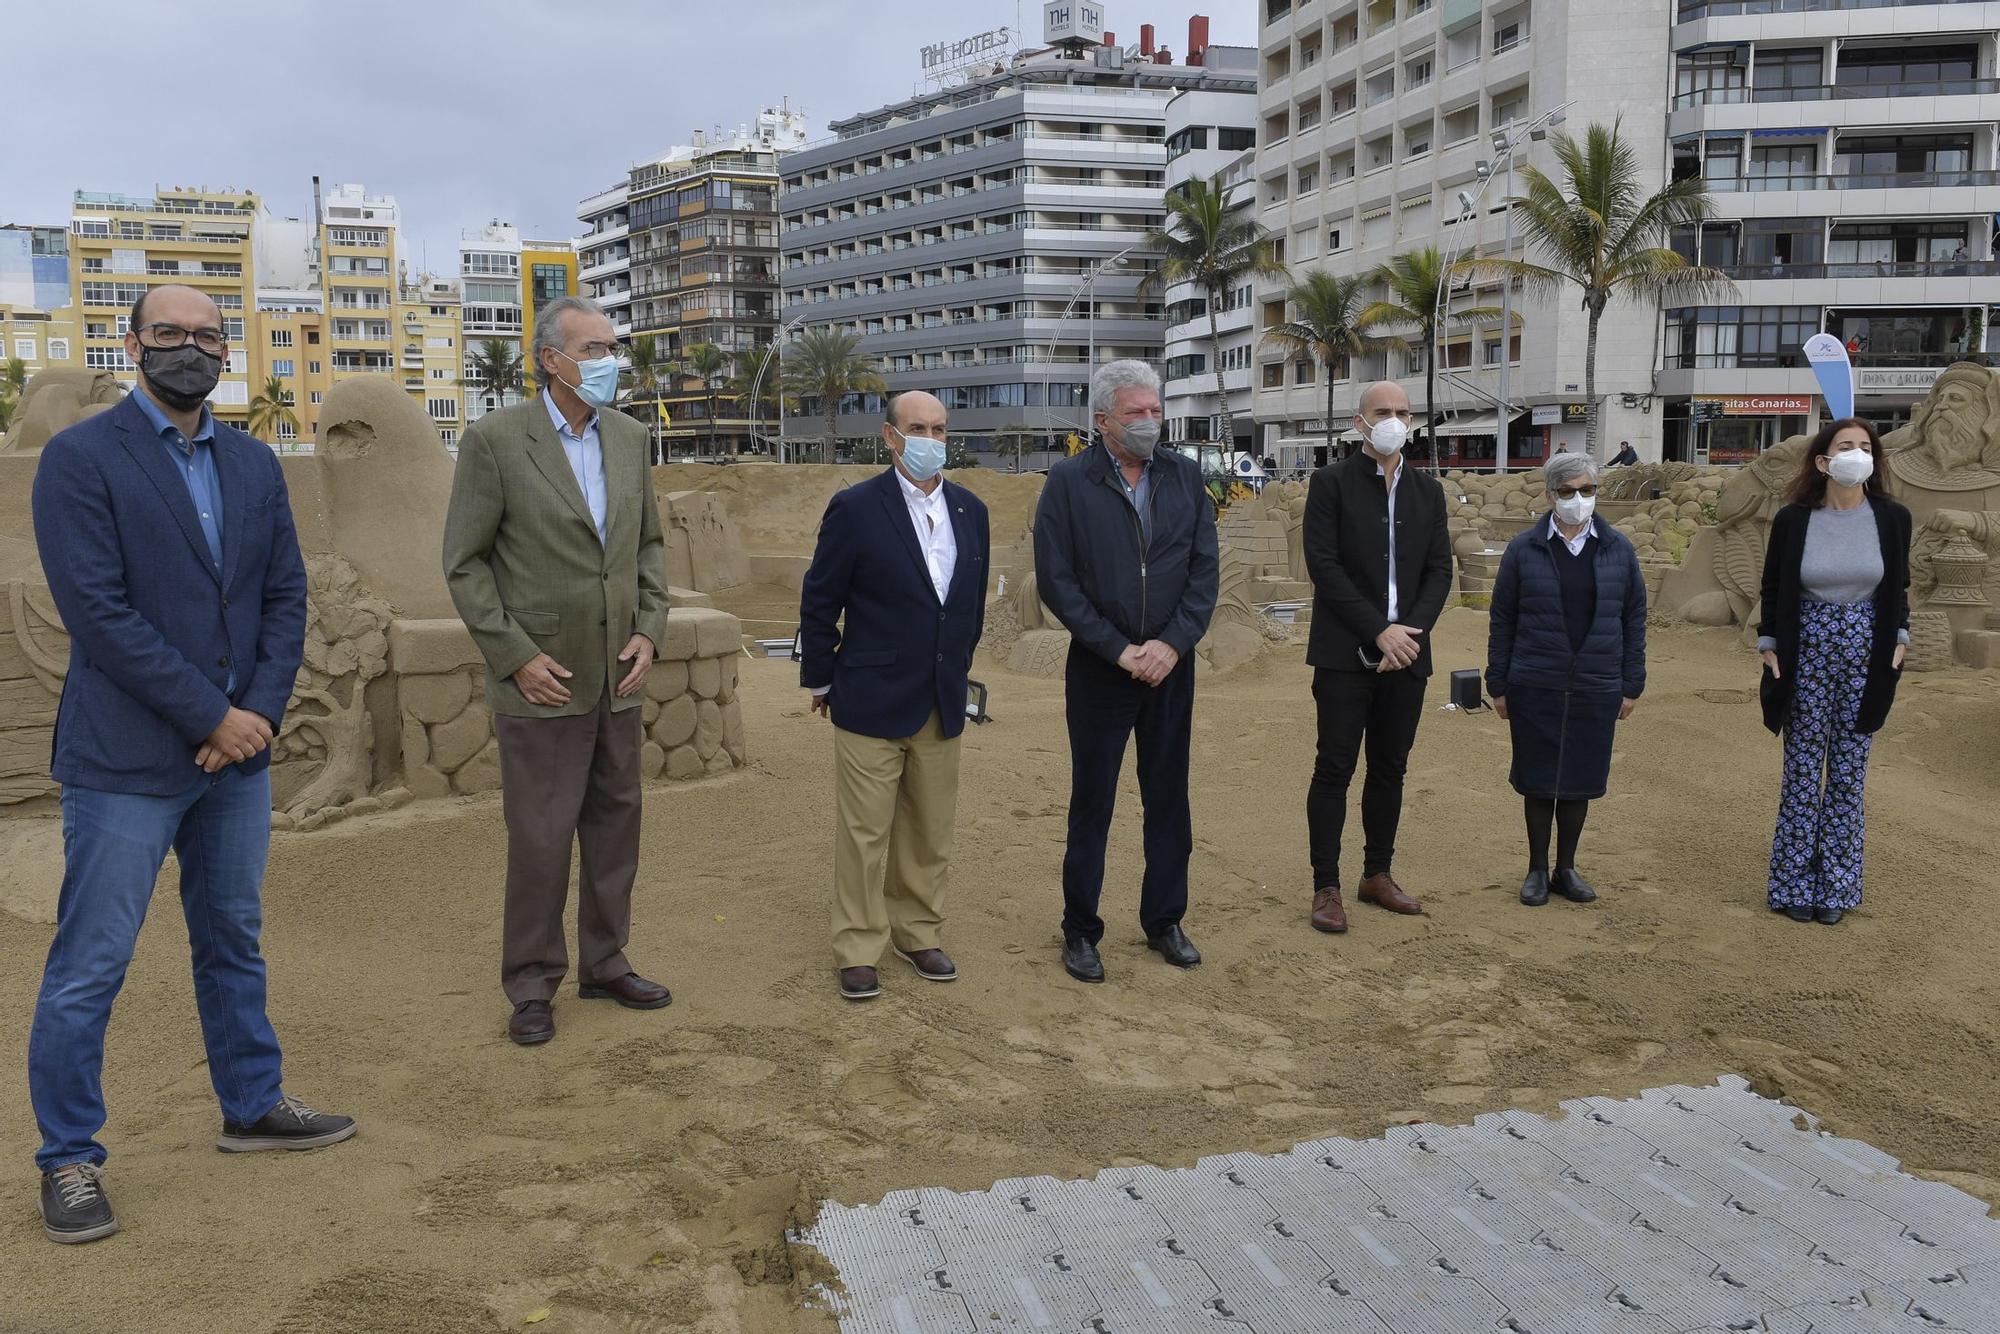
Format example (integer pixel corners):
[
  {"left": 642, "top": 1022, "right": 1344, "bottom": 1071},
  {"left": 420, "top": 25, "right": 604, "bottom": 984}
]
[{"left": 139, "top": 345, "right": 223, "bottom": 412}]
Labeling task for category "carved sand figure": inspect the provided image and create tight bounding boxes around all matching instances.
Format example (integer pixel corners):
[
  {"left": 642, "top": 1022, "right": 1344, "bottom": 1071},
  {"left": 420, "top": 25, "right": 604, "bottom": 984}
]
[
  {"left": 0, "top": 580, "right": 68, "bottom": 807},
  {"left": 0, "top": 370, "right": 126, "bottom": 455},
  {"left": 315, "top": 377, "right": 459, "bottom": 619},
  {"left": 1197, "top": 546, "right": 1291, "bottom": 673},
  {"left": 273, "top": 556, "right": 395, "bottom": 823}
]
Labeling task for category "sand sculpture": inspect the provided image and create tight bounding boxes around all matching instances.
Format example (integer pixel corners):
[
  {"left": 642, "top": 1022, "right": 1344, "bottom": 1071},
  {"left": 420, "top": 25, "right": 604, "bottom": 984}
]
[
  {"left": 664, "top": 489, "right": 753, "bottom": 593},
  {"left": 0, "top": 369, "right": 126, "bottom": 454},
  {"left": 1655, "top": 363, "right": 2000, "bottom": 667},
  {"left": 0, "top": 373, "right": 751, "bottom": 827}
]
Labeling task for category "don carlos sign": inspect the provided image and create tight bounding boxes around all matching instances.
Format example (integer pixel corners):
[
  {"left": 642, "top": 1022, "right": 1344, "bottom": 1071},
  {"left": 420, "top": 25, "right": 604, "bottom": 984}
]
[{"left": 922, "top": 25, "right": 1012, "bottom": 73}]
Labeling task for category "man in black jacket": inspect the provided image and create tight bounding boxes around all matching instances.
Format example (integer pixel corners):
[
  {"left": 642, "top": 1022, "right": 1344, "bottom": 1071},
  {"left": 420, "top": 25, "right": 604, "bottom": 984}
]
[
  {"left": 1302, "top": 380, "right": 1453, "bottom": 933},
  {"left": 1034, "top": 360, "right": 1218, "bottom": 984}
]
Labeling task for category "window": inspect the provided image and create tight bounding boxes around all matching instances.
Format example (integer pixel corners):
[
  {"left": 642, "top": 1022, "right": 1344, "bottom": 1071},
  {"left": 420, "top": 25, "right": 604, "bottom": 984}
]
[
  {"left": 310, "top": 391, "right": 323, "bottom": 405},
  {"left": 47, "top": 338, "right": 68, "bottom": 361},
  {"left": 271, "top": 359, "right": 295, "bottom": 377},
  {"left": 13, "top": 337, "right": 34, "bottom": 360},
  {"left": 530, "top": 262, "right": 569, "bottom": 310},
  {"left": 307, "top": 360, "right": 322, "bottom": 375},
  {"left": 1295, "top": 360, "right": 1315, "bottom": 385},
  {"left": 440, "top": 428, "right": 458, "bottom": 447},
  {"left": 1218, "top": 128, "right": 1255, "bottom": 152},
  {"left": 1493, "top": 93, "right": 1525, "bottom": 128},
  {"left": 1406, "top": 57, "right": 1433, "bottom": 89},
  {"left": 432, "top": 368, "right": 450, "bottom": 380},
  {"left": 1297, "top": 165, "right": 1319, "bottom": 194},
  {"left": 1406, "top": 124, "right": 1432, "bottom": 158},
  {"left": 1328, "top": 225, "right": 1345, "bottom": 252},
  {"left": 1493, "top": 19, "right": 1524, "bottom": 52},
  {"left": 271, "top": 329, "right": 294, "bottom": 348},
  {"left": 1752, "top": 47, "right": 1824, "bottom": 97},
  {"left": 85, "top": 346, "right": 133, "bottom": 370},
  {"left": 1262, "top": 362, "right": 1284, "bottom": 388},
  {"left": 427, "top": 398, "right": 458, "bottom": 421}
]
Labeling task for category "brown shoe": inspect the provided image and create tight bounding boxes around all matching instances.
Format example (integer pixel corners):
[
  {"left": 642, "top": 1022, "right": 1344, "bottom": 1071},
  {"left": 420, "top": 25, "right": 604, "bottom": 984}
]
[
  {"left": 1310, "top": 886, "right": 1348, "bottom": 933},
  {"left": 508, "top": 1000, "right": 554, "bottom": 1045},
  {"left": 839, "top": 966, "right": 882, "bottom": 1000},
  {"left": 1358, "top": 872, "right": 1423, "bottom": 915},
  {"left": 578, "top": 972, "right": 673, "bottom": 1010},
  {"left": 892, "top": 947, "right": 958, "bottom": 981}
]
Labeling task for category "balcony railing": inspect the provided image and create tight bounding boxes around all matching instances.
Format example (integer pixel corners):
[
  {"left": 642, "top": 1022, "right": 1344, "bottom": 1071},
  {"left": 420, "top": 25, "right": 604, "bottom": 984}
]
[
  {"left": 1668, "top": 348, "right": 1969, "bottom": 369},
  {"left": 1703, "top": 168, "right": 2000, "bottom": 191},
  {"left": 1710, "top": 259, "right": 2000, "bottom": 278},
  {"left": 1678, "top": 0, "right": 1988, "bottom": 20},
  {"left": 1674, "top": 77, "right": 2000, "bottom": 109}
]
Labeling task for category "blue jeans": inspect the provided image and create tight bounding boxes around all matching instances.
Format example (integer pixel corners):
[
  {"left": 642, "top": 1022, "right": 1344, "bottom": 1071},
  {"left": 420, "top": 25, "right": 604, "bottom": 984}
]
[{"left": 29, "top": 766, "right": 284, "bottom": 1172}]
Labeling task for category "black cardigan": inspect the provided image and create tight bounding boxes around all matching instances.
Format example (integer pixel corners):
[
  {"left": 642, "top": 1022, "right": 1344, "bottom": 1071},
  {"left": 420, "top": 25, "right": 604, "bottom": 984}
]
[{"left": 1756, "top": 495, "right": 1911, "bottom": 736}]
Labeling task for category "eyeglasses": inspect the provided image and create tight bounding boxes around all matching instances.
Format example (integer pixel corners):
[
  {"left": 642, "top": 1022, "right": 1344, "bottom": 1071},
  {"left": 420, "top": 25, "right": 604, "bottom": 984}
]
[
  {"left": 1553, "top": 484, "right": 1598, "bottom": 499},
  {"left": 138, "top": 323, "right": 227, "bottom": 354},
  {"left": 576, "top": 340, "right": 625, "bottom": 361}
]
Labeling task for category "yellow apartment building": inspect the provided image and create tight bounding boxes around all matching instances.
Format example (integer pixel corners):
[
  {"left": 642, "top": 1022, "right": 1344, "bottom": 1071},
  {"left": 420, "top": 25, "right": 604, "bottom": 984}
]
[
  {"left": 400, "top": 275, "right": 464, "bottom": 448},
  {"left": 519, "top": 239, "right": 577, "bottom": 365}
]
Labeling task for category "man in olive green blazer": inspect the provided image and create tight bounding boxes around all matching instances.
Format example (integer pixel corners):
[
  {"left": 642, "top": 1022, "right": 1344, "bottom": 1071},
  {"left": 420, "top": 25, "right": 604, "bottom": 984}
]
[{"left": 442, "top": 295, "right": 671, "bottom": 1045}]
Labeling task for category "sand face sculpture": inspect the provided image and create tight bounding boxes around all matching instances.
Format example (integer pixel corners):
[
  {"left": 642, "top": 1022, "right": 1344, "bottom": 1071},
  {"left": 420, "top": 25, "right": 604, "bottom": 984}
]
[
  {"left": 0, "top": 370, "right": 126, "bottom": 455},
  {"left": 313, "top": 377, "right": 461, "bottom": 620}
]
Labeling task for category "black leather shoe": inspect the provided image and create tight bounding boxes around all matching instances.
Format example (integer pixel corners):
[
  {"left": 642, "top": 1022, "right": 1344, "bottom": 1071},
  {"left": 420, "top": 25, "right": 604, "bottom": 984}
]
[
  {"left": 1814, "top": 906, "right": 1845, "bottom": 925},
  {"left": 1784, "top": 905, "right": 1815, "bottom": 923},
  {"left": 1062, "top": 934, "right": 1105, "bottom": 984},
  {"left": 1551, "top": 868, "right": 1598, "bottom": 903},
  {"left": 1146, "top": 925, "right": 1201, "bottom": 968},
  {"left": 1520, "top": 870, "right": 1550, "bottom": 907},
  {"left": 40, "top": 1163, "right": 117, "bottom": 1245}
]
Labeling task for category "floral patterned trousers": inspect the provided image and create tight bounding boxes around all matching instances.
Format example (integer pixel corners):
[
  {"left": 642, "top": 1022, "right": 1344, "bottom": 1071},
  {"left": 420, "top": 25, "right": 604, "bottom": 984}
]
[{"left": 1768, "top": 601, "right": 1874, "bottom": 911}]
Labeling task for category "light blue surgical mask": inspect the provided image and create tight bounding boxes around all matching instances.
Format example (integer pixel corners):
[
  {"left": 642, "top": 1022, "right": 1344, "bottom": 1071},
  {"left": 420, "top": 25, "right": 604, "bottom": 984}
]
[
  {"left": 559, "top": 351, "right": 622, "bottom": 409},
  {"left": 892, "top": 427, "right": 947, "bottom": 482}
]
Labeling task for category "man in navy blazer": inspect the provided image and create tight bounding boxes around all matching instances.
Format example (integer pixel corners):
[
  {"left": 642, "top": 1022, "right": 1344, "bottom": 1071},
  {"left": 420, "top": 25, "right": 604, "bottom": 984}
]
[
  {"left": 26, "top": 285, "right": 354, "bottom": 1247},
  {"left": 799, "top": 390, "right": 989, "bottom": 1000}
]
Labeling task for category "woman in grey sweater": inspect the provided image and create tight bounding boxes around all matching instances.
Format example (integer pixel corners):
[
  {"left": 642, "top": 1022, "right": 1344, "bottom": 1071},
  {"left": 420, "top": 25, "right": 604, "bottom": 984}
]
[{"left": 1755, "top": 418, "right": 1912, "bottom": 925}]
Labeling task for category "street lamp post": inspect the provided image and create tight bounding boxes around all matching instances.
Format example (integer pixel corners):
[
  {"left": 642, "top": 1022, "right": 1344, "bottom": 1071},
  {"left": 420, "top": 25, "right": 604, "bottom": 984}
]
[
  {"left": 1040, "top": 239, "right": 1145, "bottom": 460},
  {"left": 750, "top": 311, "right": 809, "bottom": 463}
]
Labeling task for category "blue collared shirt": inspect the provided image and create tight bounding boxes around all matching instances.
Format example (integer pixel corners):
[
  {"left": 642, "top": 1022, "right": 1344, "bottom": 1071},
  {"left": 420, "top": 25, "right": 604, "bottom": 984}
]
[
  {"left": 544, "top": 390, "right": 608, "bottom": 545},
  {"left": 132, "top": 388, "right": 232, "bottom": 689},
  {"left": 1103, "top": 441, "right": 1156, "bottom": 546}
]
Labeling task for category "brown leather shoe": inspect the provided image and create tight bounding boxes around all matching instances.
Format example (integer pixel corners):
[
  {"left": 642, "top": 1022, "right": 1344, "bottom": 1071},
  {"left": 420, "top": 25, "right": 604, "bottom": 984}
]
[
  {"left": 839, "top": 966, "right": 882, "bottom": 1000},
  {"left": 508, "top": 1000, "right": 554, "bottom": 1045},
  {"left": 1358, "top": 872, "right": 1423, "bottom": 915},
  {"left": 578, "top": 972, "right": 673, "bottom": 1010},
  {"left": 893, "top": 947, "right": 958, "bottom": 981},
  {"left": 1310, "top": 886, "right": 1348, "bottom": 933}
]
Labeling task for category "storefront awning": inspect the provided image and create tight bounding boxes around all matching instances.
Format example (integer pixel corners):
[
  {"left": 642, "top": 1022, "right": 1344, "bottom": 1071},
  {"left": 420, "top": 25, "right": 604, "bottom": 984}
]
[{"left": 1431, "top": 410, "right": 1528, "bottom": 437}]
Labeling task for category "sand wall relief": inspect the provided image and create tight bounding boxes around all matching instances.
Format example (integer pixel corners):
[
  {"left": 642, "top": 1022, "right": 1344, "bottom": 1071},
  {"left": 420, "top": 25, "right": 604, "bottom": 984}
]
[{"left": 0, "top": 373, "right": 749, "bottom": 826}]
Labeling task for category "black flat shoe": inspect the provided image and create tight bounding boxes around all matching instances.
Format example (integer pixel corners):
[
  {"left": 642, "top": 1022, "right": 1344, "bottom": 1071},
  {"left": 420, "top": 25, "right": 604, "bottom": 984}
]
[
  {"left": 1520, "top": 870, "right": 1550, "bottom": 907},
  {"left": 1784, "top": 905, "right": 1815, "bottom": 923},
  {"left": 1145, "top": 925, "right": 1201, "bottom": 968},
  {"left": 1062, "top": 934, "right": 1105, "bottom": 984},
  {"left": 1551, "top": 868, "right": 1597, "bottom": 903},
  {"left": 1814, "top": 907, "right": 1845, "bottom": 925}
]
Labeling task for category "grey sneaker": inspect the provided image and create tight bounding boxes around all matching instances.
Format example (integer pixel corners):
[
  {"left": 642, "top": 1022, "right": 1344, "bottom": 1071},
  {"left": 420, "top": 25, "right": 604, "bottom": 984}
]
[
  {"left": 217, "top": 1094, "right": 358, "bottom": 1153},
  {"left": 41, "top": 1162, "right": 118, "bottom": 1244}
]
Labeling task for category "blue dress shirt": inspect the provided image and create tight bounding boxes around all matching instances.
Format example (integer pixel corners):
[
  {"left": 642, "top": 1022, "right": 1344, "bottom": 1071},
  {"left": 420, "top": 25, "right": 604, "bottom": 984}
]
[
  {"left": 131, "top": 388, "right": 232, "bottom": 690},
  {"left": 544, "top": 390, "right": 608, "bottom": 545}
]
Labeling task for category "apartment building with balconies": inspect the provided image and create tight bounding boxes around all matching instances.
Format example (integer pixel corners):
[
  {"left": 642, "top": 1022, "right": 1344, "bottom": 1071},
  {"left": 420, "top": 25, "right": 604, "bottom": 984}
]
[
  {"left": 1162, "top": 86, "right": 1260, "bottom": 450},
  {"left": 576, "top": 182, "right": 633, "bottom": 340},
  {"left": 778, "top": 23, "right": 1254, "bottom": 460}
]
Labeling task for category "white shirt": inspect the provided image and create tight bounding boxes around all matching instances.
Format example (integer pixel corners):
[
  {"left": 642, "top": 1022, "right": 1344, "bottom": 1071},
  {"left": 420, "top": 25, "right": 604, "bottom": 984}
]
[
  {"left": 544, "top": 390, "right": 608, "bottom": 545},
  {"left": 1547, "top": 513, "right": 1593, "bottom": 557},
  {"left": 896, "top": 465, "right": 957, "bottom": 602},
  {"left": 1377, "top": 457, "right": 1404, "bottom": 623}
]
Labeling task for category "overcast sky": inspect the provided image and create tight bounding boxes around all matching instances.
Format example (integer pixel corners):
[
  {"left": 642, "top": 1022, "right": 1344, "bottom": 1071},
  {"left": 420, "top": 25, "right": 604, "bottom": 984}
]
[{"left": 4, "top": 0, "right": 1255, "bottom": 274}]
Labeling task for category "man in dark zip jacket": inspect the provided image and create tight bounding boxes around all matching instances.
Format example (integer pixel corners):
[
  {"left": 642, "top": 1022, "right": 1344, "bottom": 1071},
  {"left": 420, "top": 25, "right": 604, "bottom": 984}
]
[{"left": 1033, "top": 360, "right": 1218, "bottom": 984}]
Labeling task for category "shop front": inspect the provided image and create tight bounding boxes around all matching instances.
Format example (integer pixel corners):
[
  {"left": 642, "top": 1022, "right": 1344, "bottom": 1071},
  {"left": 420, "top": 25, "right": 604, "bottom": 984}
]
[{"left": 1688, "top": 394, "right": 1814, "bottom": 463}]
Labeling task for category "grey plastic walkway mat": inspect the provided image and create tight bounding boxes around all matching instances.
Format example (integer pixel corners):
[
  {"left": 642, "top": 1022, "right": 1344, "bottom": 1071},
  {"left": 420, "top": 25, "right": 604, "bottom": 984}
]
[{"left": 797, "top": 1076, "right": 2000, "bottom": 1332}]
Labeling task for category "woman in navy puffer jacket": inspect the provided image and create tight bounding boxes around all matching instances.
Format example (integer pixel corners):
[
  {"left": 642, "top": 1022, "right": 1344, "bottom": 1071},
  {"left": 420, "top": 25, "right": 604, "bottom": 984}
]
[{"left": 1486, "top": 454, "right": 1648, "bottom": 908}]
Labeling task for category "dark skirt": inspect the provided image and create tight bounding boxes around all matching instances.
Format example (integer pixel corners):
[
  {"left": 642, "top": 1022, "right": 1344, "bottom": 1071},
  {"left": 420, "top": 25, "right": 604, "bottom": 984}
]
[{"left": 1508, "top": 686, "right": 1622, "bottom": 799}]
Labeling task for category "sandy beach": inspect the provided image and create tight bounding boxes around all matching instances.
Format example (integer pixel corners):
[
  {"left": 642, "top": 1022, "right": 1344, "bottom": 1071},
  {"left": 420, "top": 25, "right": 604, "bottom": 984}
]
[{"left": 2, "top": 609, "right": 1996, "bottom": 1333}]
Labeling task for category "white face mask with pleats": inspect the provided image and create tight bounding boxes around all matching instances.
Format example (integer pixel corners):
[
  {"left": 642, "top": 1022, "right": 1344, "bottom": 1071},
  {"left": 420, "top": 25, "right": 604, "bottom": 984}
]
[{"left": 1826, "top": 449, "right": 1874, "bottom": 487}]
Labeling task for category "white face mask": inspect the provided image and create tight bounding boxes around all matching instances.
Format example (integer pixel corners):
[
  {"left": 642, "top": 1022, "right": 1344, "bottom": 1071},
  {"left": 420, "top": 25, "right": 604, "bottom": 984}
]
[
  {"left": 1826, "top": 448, "right": 1874, "bottom": 488},
  {"left": 1366, "top": 417, "right": 1409, "bottom": 455},
  {"left": 1554, "top": 493, "right": 1596, "bottom": 526}
]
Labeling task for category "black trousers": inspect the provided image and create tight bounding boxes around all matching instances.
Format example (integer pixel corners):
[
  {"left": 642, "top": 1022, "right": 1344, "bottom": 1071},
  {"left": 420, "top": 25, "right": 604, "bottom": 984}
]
[
  {"left": 1061, "top": 645, "right": 1195, "bottom": 945},
  {"left": 1306, "top": 666, "right": 1428, "bottom": 888}
]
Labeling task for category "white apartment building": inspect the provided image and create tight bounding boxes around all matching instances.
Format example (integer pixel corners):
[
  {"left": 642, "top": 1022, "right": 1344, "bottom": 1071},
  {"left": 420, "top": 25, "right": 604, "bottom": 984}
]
[
  {"left": 1161, "top": 86, "right": 1260, "bottom": 451},
  {"left": 1662, "top": 0, "right": 2000, "bottom": 463},
  {"left": 460, "top": 222, "right": 525, "bottom": 423},
  {"left": 1255, "top": 0, "right": 1674, "bottom": 469}
]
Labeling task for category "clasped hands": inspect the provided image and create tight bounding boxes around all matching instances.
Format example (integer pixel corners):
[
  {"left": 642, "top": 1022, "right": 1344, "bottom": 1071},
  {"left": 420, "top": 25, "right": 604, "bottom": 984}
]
[
  {"left": 196, "top": 707, "right": 274, "bottom": 774},
  {"left": 513, "top": 635, "right": 655, "bottom": 708},
  {"left": 1117, "top": 639, "right": 1179, "bottom": 686},
  {"left": 1374, "top": 623, "right": 1424, "bottom": 672}
]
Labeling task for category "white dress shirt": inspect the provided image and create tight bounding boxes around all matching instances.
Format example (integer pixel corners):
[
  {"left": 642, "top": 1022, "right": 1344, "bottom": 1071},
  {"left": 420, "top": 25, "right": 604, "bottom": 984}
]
[
  {"left": 1548, "top": 513, "right": 1593, "bottom": 556},
  {"left": 1377, "top": 457, "right": 1404, "bottom": 623},
  {"left": 544, "top": 390, "right": 608, "bottom": 544},
  {"left": 896, "top": 466, "right": 957, "bottom": 602}
]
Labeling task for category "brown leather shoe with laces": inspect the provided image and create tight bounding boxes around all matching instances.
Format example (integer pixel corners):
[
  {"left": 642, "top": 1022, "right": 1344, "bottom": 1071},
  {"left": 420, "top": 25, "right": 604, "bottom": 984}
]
[
  {"left": 1310, "top": 887, "right": 1348, "bottom": 933},
  {"left": 578, "top": 972, "right": 672, "bottom": 1010},
  {"left": 1358, "top": 872, "right": 1423, "bottom": 915},
  {"left": 508, "top": 1000, "right": 555, "bottom": 1045}
]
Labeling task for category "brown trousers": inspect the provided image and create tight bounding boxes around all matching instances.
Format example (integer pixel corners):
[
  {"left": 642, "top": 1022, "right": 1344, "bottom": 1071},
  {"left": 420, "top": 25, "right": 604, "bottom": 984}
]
[
  {"left": 830, "top": 712, "right": 962, "bottom": 970},
  {"left": 494, "top": 692, "right": 643, "bottom": 1003}
]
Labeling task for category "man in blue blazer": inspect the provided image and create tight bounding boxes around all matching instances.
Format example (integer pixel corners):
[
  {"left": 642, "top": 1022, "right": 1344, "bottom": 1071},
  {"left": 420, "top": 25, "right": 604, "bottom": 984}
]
[
  {"left": 27, "top": 285, "right": 354, "bottom": 1246},
  {"left": 799, "top": 391, "right": 989, "bottom": 1000}
]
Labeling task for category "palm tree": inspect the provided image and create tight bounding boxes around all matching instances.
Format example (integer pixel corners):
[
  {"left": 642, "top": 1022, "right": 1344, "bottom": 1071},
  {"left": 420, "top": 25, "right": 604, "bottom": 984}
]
[
  {"left": 468, "top": 338, "right": 524, "bottom": 416},
  {"left": 1262, "top": 271, "right": 1399, "bottom": 464},
  {"left": 682, "top": 341, "right": 733, "bottom": 458},
  {"left": 1364, "top": 246, "right": 1501, "bottom": 473},
  {"left": 247, "top": 375, "right": 300, "bottom": 446},
  {"left": 0, "top": 397, "right": 15, "bottom": 438},
  {"left": 1, "top": 357, "right": 26, "bottom": 400},
  {"left": 1475, "top": 118, "right": 1733, "bottom": 454},
  {"left": 993, "top": 423, "right": 1039, "bottom": 472},
  {"left": 781, "top": 327, "right": 886, "bottom": 463},
  {"left": 727, "top": 342, "right": 792, "bottom": 456},
  {"left": 621, "top": 333, "right": 670, "bottom": 463},
  {"left": 1142, "top": 174, "right": 1286, "bottom": 451}
]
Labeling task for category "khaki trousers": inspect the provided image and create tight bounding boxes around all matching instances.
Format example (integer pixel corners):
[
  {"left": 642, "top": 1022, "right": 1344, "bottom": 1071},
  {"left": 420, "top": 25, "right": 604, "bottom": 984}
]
[
  {"left": 494, "top": 692, "right": 643, "bottom": 1003},
  {"left": 831, "top": 712, "right": 962, "bottom": 969}
]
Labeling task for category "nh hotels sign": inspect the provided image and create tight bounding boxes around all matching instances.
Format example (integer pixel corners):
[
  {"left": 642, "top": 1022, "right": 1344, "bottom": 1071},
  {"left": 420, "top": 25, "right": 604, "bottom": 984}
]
[{"left": 1044, "top": 1, "right": 1107, "bottom": 44}]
